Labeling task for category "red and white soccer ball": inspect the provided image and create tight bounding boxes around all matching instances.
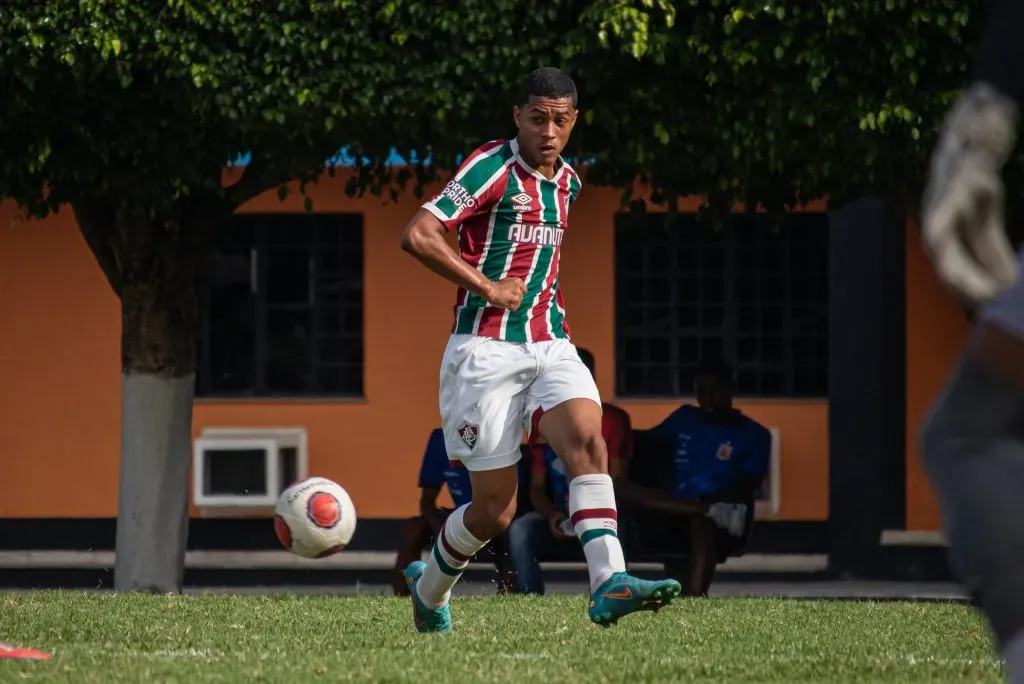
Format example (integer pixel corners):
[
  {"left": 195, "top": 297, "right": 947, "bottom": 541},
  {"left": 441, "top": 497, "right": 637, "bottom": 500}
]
[{"left": 273, "top": 477, "right": 357, "bottom": 559}]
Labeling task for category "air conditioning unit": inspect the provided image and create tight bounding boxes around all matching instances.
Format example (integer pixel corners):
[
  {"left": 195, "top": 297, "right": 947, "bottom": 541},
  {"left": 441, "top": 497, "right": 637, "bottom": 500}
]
[
  {"left": 192, "top": 427, "right": 309, "bottom": 509},
  {"left": 753, "top": 427, "right": 782, "bottom": 520}
]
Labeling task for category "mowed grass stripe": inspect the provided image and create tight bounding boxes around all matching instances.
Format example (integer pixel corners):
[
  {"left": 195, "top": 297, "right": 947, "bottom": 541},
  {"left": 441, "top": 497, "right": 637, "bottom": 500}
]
[{"left": 0, "top": 591, "right": 1002, "bottom": 683}]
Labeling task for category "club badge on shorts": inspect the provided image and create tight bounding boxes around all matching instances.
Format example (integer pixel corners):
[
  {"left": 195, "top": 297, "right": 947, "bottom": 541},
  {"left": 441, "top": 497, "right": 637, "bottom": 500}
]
[
  {"left": 716, "top": 442, "right": 733, "bottom": 462},
  {"left": 457, "top": 423, "right": 479, "bottom": 451}
]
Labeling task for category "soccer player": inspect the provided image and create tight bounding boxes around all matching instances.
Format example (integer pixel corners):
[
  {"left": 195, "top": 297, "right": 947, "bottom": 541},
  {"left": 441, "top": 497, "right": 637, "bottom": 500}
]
[
  {"left": 920, "top": 2, "right": 1024, "bottom": 681},
  {"left": 399, "top": 67, "right": 681, "bottom": 632}
]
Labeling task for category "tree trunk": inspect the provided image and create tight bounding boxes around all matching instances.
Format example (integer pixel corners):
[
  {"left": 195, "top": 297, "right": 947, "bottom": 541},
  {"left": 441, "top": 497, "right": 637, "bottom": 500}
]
[
  {"left": 112, "top": 218, "right": 206, "bottom": 594},
  {"left": 116, "top": 371, "right": 194, "bottom": 593},
  {"left": 74, "top": 196, "right": 224, "bottom": 593}
]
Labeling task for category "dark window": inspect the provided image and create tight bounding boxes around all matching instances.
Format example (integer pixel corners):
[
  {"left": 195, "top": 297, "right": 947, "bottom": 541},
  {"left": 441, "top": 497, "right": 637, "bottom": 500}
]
[
  {"left": 615, "top": 212, "right": 829, "bottom": 398},
  {"left": 197, "top": 212, "right": 364, "bottom": 398}
]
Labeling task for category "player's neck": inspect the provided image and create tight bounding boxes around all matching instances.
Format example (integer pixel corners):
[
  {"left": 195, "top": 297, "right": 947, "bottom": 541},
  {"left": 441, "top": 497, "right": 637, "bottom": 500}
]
[
  {"left": 516, "top": 139, "right": 559, "bottom": 180},
  {"left": 532, "top": 163, "right": 558, "bottom": 180}
]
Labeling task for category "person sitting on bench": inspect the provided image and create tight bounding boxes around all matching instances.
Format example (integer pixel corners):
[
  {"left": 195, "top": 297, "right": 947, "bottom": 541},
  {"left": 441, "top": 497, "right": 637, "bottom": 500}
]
[
  {"left": 617, "top": 357, "right": 770, "bottom": 597},
  {"left": 392, "top": 428, "right": 515, "bottom": 596}
]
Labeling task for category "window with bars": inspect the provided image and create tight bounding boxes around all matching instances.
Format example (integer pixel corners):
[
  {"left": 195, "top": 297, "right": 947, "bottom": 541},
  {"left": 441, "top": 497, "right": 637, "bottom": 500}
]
[
  {"left": 197, "top": 212, "right": 364, "bottom": 398},
  {"left": 615, "top": 212, "right": 829, "bottom": 398}
]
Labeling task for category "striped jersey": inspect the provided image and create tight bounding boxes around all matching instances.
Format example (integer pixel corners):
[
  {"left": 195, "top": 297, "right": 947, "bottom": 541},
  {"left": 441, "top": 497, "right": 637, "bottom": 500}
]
[{"left": 422, "top": 138, "right": 581, "bottom": 343}]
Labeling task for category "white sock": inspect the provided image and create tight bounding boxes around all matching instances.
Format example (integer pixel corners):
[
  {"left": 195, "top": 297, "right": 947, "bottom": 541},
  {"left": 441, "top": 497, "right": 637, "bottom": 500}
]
[
  {"left": 1003, "top": 630, "right": 1024, "bottom": 684},
  {"left": 415, "top": 504, "right": 487, "bottom": 608},
  {"left": 569, "top": 474, "right": 627, "bottom": 592}
]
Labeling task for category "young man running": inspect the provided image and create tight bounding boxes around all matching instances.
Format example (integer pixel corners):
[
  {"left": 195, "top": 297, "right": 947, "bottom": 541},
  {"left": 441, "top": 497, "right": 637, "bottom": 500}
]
[{"left": 399, "top": 67, "right": 681, "bottom": 633}]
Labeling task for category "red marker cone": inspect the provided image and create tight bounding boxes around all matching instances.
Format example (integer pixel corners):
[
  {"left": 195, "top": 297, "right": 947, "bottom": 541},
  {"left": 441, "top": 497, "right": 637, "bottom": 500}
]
[{"left": 0, "top": 642, "right": 49, "bottom": 661}]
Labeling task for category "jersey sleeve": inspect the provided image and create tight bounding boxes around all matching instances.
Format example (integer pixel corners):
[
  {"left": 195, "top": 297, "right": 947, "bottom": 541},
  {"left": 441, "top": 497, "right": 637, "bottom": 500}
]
[
  {"left": 417, "top": 429, "right": 447, "bottom": 490},
  {"left": 421, "top": 141, "right": 509, "bottom": 232}
]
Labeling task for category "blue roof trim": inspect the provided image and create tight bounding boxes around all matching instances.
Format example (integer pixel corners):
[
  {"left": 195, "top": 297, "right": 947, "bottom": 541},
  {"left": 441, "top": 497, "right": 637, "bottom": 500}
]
[{"left": 229, "top": 148, "right": 433, "bottom": 167}]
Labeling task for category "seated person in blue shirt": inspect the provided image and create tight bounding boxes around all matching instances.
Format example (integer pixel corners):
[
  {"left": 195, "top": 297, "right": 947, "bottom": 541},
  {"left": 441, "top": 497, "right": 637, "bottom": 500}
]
[
  {"left": 618, "top": 357, "right": 771, "bottom": 597},
  {"left": 392, "top": 428, "right": 515, "bottom": 596}
]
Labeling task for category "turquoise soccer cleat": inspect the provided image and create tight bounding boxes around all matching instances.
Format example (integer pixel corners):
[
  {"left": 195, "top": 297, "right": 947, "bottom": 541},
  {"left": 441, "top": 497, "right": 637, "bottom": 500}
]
[
  {"left": 404, "top": 561, "right": 453, "bottom": 634},
  {"left": 587, "top": 572, "right": 683, "bottom": 627}
]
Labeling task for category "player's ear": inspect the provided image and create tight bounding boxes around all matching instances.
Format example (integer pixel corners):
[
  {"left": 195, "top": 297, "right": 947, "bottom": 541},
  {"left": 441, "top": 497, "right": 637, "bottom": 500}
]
[{"left": 513, "top": 105, "right": 521, "bottom": 130}]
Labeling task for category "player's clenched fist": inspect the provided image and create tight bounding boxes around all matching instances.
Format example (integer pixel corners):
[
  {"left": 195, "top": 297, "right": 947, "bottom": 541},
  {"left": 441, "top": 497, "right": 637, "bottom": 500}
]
[
  {"left": 922, "top": 82, "right": 1020, "bottom": 306},
  {"left": 485, "top": 277, "right": 527, "bottom": 311}
]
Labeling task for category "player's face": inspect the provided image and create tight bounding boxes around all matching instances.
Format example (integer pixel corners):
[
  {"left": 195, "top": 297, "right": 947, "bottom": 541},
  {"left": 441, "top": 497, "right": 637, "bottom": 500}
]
[
  {"left": 695, "top": 375, "right": 732, "bottom": 414},
  {"left": 514, "top": 96, "right": 577, "bottom": 170}
]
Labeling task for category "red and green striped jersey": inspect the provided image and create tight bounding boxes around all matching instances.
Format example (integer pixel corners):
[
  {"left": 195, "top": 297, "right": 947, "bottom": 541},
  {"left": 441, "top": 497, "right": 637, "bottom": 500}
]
[{"left": 422, "top": 138, "right": 582, "bottom": 343}]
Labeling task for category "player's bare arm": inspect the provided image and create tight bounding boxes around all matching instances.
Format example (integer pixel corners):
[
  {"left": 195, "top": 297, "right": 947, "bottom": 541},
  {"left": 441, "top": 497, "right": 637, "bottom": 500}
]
[{"left": 399, "top": 209, "right": 526, "bottom": 311}]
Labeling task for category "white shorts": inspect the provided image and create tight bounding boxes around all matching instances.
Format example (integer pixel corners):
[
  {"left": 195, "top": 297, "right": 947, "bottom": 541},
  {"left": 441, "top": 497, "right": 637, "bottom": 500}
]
[
  {"left": 983, "top": 248, "right": 1024, "bottom": 339},
  {"left": 438, "top": 334, "right": 602, "bottom": 472}
]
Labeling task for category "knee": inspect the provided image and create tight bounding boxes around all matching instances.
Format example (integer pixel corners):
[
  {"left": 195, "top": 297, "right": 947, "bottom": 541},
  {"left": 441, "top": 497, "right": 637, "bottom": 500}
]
[{"left": 470, "top": 497, "right": 518, "bottom": 539}]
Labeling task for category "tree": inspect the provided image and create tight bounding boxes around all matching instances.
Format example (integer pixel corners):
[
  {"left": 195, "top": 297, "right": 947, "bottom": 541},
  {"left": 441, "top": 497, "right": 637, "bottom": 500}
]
[
  {"left": 0, "top": 0, "right": 993, "bottom": 592},
  {"left": 564, "top": 0, "right": 984, "bottom": 216},
  {"left": 0, "top": 0, "right": 587, "bottom": 593}
]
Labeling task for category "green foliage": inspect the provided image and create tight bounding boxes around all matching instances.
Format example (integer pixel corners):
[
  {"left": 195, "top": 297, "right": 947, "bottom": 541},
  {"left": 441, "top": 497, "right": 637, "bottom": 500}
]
[
  {"left": 1, "top": 0, "right": 396, "bottom": 220},
  {"left": 566, "top": 0, "right": 982, "bottom": 214},
  {"left": 0, "top": 0, "right": 990, "bottom": 232}
]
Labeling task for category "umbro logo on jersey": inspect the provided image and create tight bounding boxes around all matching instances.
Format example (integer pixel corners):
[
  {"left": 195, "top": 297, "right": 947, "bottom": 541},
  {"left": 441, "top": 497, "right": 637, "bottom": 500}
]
[{"left": 510, "top": 192, "right": 533, "bottom": 212}]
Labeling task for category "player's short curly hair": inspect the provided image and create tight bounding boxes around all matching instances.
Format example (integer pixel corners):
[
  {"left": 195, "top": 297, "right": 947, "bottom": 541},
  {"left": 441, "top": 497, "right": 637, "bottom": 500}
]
[{"left": 519, "top": 67, "right": 578, "bottom": 108}]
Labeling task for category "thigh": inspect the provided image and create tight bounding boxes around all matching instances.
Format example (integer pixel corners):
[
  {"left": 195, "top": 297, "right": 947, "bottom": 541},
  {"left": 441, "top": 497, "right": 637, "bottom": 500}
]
[
  {"left": 524, "top": 339, "right": 602, "bottom": 441},
  {"left": 439, "top": 334, "right": 532, "bottom": 470}
]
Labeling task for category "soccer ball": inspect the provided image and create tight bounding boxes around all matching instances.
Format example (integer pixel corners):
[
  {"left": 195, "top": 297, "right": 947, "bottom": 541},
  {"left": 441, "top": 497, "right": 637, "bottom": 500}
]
[{"left": 273, "top": 477, "right": 357, "bottom": 558}]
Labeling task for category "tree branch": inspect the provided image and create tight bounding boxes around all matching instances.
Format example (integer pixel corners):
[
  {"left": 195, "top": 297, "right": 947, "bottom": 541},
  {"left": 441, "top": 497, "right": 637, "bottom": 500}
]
[
  {"left": 71, "top": 198, "right": 123, "bottom": 298},
  {"left": 225, "top": 152, "right": 318, "bottom": 209},
  {"left": 224, "top": 135, "right": 347, "bottom": 210}
]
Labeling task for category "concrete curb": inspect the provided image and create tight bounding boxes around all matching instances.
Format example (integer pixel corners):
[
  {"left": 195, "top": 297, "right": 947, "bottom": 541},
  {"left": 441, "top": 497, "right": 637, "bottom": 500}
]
[{"left": 0, "top": 550, "right": 827, "bottom": 573}]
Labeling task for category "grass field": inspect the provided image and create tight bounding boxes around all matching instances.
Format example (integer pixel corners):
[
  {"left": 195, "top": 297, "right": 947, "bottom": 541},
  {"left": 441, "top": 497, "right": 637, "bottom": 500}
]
[{"left": 0, "top": 591, "right": 1003, "bottom": 683}]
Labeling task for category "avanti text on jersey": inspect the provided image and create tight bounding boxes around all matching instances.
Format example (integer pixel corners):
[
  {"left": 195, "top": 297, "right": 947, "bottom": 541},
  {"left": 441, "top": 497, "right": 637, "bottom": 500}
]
[{"left": 507, "top": 223, "right": 564, "bottom": 247}]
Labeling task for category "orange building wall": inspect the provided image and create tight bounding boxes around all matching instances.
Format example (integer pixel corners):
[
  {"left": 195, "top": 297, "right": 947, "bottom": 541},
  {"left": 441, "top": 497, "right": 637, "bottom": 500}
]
[{"left": 2, "top": 177, "right": 831, "bottom": 520}]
